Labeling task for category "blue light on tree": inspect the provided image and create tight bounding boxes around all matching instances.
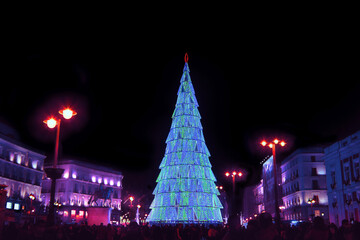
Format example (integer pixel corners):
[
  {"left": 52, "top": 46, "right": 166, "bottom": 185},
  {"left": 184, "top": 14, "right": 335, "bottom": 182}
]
[{"left": 147, "top": 54, "right": 223, "bottom": 224}]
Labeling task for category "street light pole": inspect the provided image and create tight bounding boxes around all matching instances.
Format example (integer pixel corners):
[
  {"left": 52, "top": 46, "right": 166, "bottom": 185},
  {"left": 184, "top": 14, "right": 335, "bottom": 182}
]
[
  {"left": 225, "top": 171, "right": 243, "bottom": 215},
  {"left": 261, "top": 139, "right": 286, "bottom": 231},
  {"left": 272, "top": 143, "right": 281, "bottom": 230},
  {"left": 232, "top": 173, "right": 236, "bottom": 196},
  {"left": 53, "top": 119, "right": 61, "bottom": 168},
  {"left": 43, "top": 108, "right": 76, "bottom": 225}
]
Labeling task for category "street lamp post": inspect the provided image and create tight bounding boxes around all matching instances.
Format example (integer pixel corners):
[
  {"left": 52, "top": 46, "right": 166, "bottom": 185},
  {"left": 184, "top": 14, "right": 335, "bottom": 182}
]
[
  {"left": 260, "top": 139, "right": 286, "bottom": 230},
  {"left": 29, "top": 193, "right": 35, "bottom": 215},
  {"left": 225, "top": 170, "right": 243, "bottom": 214},
  {"left": 129, "top": 196, "right": 134, "bottom": 208},
  {"left": 225, "top": 171, "right": 243, "bottom": 196},
  {"left": 43, "top": 107, "right": 77, "bottom": 225},
  {"left": 307, "top": 198, "right": 316, "bottom": 220}
]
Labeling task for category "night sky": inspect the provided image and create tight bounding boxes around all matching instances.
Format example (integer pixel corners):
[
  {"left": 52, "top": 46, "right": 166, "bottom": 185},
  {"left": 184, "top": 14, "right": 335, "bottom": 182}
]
[{"left": 1, "top": 20, "right": 358, "bottom": 207}]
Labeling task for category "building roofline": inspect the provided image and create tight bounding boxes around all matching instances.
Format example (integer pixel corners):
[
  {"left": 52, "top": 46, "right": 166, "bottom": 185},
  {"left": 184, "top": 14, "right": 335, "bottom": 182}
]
[
  {"left": 324, "top": 129, "right": 360, "bottom": 153},
  {"left": 281, "top": 146, "right": 324, "bottom": 165},
  {"left": 0, "top": 133, "right": 47, "bottom": 158},
  {"left": 44, "top": 159, "right": 123, "bottom": 176}
]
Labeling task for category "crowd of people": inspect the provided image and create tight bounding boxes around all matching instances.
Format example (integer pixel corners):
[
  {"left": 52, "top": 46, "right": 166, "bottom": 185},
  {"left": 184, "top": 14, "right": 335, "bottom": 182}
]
[{"left": 1, "top": 213, "right": 360, "bottom": 240}]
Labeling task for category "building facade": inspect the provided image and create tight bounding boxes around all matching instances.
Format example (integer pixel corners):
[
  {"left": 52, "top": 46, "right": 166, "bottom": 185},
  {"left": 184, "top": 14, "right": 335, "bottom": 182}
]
[
  {"left": 324, "top": 130, "right": 360, "bottom": 225},
  {"left": 41, "top": 159, "right": 123, "bottom": 223},
  {"left": 0, "top": 133, "right": 46, "bottom": 211},
  {"left": 280, "top": 147, "right": 328, "bottom": 222},
  {"left": 254, "top": 180, "right": 265, "bottom": 215}
]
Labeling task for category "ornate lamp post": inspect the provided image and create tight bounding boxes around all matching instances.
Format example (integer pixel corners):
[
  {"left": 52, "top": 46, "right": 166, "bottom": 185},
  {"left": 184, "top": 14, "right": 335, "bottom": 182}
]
[
  {"left": 43, "top": 107, "right": 77, "bottom": 225},
  {"left": 260, "top": 138, "right": 286, "bottom": 230},
  {"left": 29, "top": 193, "right": 35, "bottom": 214},
  {"left": 225, "top": 170, "right": 243, "bottom": 214},
  {"left": 307, "top": 198, "right": 316, "bottom": 220},
  {"left": 129, "top": 196, "right": 134, "bottom": 208}
]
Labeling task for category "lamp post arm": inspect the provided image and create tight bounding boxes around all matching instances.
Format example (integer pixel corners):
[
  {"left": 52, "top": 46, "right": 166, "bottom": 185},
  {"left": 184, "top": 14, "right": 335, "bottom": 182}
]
[
  {"left": 272, "top": 144, "right": 281, "bottom": 230},
  {"left": 53, "top": 119, "right": 61, "bottom": 168}
]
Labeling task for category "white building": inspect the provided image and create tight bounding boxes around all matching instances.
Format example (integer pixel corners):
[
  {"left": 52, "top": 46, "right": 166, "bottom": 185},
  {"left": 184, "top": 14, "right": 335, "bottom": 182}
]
[
  {"left": 0, "top": 133, "right": 46, "bottom": 210},
  {"left": 41, "top": 159, "right": 123, "bottom": 222},
  {"left": 324, "top": 130, "right": 360, "bottom": 225},
  {"left": 280, "top": 147, "right": 328, "bottom": 222}
]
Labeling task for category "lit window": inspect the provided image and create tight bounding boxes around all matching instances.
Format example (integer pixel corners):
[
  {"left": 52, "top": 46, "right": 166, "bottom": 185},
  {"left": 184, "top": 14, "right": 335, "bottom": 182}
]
[
  {"left": 32, "top": 160, "right": 38, "bottom": 169},
  {"left": 14, "top": 203, "right": 20, "bottom": 210},
  {"left": 63, "top": 172, "right": 69, "bottom": 179},
  {"left": 104, "top": 179, "right": 108, "bottom": 185},
  {"left": 6, "top": 202, "right": 12, "bottom": 209},
  {"left": 64, "top": 211, "right": 69, "bottom": 217},
  {"left": 16, "top": 155, "right": 22, "bottom": 164},
  {"left": 71, "top": 210, "right": 76, "bottom": 217},
  {"left": 98, "top": 178, "right": 102, "bottom": 184},
  {"left": 109, "top": 180, "right": 114, "bottom": 186},
  {"left": 92, "top": 176, "right": 96, "bottom": 183},
  {"left": 117, "top": 181, "right": 121, "bottom": 187},
  {"left": 9, "top": 153, "right": 14, "bottom": 162},
  {"left": 79, "top": 210, "right": 84, "bottom": 217},
  {"left": 72, "top": 172, "right": 77, "bottom": 179}
]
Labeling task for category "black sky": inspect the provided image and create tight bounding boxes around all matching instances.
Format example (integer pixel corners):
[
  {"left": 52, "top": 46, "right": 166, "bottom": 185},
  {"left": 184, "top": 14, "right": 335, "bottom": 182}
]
[{"left": 1, "top": 17, "right": 359, "bottom": 203}]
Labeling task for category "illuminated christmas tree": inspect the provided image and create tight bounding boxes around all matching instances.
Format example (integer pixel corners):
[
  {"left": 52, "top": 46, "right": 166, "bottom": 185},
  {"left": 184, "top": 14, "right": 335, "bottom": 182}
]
[{"left": 147, "top": 53, "right": 223, "bottom": 224}]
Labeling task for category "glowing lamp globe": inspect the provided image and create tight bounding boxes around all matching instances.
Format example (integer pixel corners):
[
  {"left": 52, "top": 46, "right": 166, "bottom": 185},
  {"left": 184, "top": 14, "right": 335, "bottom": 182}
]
[
  {"left": 29, "top": 194, "right": 35, "bottom": 201},
  {"left": 59, "top": 108, "right": 77, "bottom": 120},
  {"left": 44, "top": 118, "right": 57, "bottom": 129},
  {"left": 261, "top": 140, "right": 267, "bottom": 147}
]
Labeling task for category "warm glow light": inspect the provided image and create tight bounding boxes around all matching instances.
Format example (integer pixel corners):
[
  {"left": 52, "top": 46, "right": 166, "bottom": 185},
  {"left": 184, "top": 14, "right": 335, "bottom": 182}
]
[
  {"left": 268, "top": 143, "right": 274, "bottom": 148},
  {"left": 232, "top": 171, "right": 237, "bottom": 176},
  {"left": 44, "top": 118, "right": 57, "bottom": 129},
  {"left": 219, "top": 186, "right": 223, "bottom": 190},
  {"left": 280, "top": 141, "right": 286, "bottom": 147},
  {"left": 225, "top": 172, "right": 230, "bottom": 177},
  {"left": 273, "top": 139, "right": 279, "bottom": 144},
  {"left": 137, "top": 204, "right": 141, "bottom": 208},
  {"left": 261, "top": 140, "right": 267, "bottom": 147},
  {"left": 238, "top": 172, "right": 243, "bottom": 177},
  {"left": 129, "top": 196, "right": 134, "bottom": 202},
  {"left": 59, "top": 108, "right": 77, "bottom": 120}
]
